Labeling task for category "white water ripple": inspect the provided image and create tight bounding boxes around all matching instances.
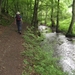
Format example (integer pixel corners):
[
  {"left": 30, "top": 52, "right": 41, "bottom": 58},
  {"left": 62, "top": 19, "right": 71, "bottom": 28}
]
[{"left": 38, "top": 25, "right": 75, "bottom": 75}]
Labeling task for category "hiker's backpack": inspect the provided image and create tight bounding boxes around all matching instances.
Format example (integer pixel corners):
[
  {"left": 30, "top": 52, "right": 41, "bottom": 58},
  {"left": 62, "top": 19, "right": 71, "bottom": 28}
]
[{"left": 16, "top": 14, "right": 21, "bottom": 21}]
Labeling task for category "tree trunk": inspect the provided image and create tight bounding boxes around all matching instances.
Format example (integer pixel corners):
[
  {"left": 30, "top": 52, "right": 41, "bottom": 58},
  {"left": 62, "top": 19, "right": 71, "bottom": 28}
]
[
  {"left": 56, "top": 0, "right": 60, "bottom": 33},
  {"left": 45, "top": 4, "right": 47, "bottom": 25},
  {"left": 0, "top": 0, "right": 2, "bottom": 21},
  {"left": 16, "top": 0, "right": 19, "bottom": 11},
  {"left": 6, "top": 0, "right": 8, "bottom": 13},
  {"left": 26, "top": 0, "right": 28, "bottom": 19},
  {"left": 50, "top": 0, "right": 55, "bottom": 27},
  {"left": 0, "top": 0, "right": 2, "bottom": 15},
  {"left": 30, "top": 0, "right": 32, "bottom": 20},
  {"left": 31, "top": 0, "right": 39, "bottom": 31},
  {"left": 66, "top": 0, "right": 75, "bottom": 37}
]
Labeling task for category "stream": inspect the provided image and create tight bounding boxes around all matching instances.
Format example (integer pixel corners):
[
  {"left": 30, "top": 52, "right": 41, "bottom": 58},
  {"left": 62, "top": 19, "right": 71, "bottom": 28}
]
[{"left": 38, "top": 25, "right": 75, "bottom": 75}]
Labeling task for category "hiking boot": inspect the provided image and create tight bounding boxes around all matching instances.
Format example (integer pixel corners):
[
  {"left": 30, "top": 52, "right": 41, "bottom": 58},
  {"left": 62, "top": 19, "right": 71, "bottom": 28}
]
[{"left": 18, "top": 31, "right": 21, "bottom": 34}]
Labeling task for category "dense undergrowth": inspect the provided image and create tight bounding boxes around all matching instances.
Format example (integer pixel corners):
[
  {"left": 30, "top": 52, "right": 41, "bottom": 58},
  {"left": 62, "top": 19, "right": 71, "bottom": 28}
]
[
  {"left": 0, "top": 14, "right": 13, "bottom": 26},
  {"left": 22, "top": 27, "right": 68, "bottom": 75}
]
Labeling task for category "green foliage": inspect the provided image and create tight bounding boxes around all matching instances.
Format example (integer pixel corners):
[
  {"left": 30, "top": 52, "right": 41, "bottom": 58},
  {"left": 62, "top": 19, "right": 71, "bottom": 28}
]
[
  {"left": 59, "top": 17, "right": 75, "bottom": 36},
  {"left": 59, "top": 18, "right": 71, "bottom": 34},
  {"left": 22, "top": 28, "right": 68, "bottom": 75},
  {"left": 0, "top": 14, "right": 13, "bottom": 26},
  {"left": 1, "top": 0, "right": 73, "bottom": 28}
]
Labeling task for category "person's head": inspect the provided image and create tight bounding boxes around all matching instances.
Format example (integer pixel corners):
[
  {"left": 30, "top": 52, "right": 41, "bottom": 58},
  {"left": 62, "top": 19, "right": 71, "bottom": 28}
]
[{"left": 16, "top": 11, "right": 20, "bottom": 15}]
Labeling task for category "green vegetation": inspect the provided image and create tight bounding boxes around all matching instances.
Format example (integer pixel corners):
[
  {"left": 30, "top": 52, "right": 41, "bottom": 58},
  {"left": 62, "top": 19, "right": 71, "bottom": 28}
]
[
  {"left": 22, "top": 28, "right": 68, "bottom": 75},
  {"left": 0, "top": 0, "right": 74, "bottom": 36},
  {"left": 59, "top": 18, "right": 71, "bottom": 34},
  {"left": 59, "top": 17, "right": 75, "bottom": 35},
  {"left": 0, "top": 14, "right": 14, "bottom": 26},
  {"left": 0, "top": 0, "right": 75, "bottom": 74}
]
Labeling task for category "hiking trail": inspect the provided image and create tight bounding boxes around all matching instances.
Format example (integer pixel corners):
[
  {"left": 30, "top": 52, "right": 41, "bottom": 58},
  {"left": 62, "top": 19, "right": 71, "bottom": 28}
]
[{"left": 0, "top": 22, "right": 26, "bottom": 75}]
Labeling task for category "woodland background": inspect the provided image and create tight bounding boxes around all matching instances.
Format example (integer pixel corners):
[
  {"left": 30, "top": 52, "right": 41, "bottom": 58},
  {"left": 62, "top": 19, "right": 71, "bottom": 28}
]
[{"left": 0, "top": 0, "right": 75, "bottom": 36}]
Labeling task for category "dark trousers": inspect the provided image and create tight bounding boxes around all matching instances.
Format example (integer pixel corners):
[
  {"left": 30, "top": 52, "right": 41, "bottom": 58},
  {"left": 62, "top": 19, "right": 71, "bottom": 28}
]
[{"left": 16, "top": 21, "right": 22, "bottom": 32}]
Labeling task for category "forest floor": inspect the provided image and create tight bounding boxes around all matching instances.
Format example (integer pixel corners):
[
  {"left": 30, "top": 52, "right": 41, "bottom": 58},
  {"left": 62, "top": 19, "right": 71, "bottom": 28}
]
[{"left": 0, "top": 21, "right": 27, "bottom": 75}]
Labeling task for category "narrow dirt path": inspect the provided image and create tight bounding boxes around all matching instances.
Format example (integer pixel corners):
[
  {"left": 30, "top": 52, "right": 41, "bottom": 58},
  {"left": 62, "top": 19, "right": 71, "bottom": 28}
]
[{"left": 0, "top": 22, "right": 25, "bottom": 75}]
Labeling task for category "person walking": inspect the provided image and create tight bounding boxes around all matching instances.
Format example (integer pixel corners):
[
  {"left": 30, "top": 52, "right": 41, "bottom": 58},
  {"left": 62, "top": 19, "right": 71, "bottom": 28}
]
[{"left": 15, "top": 11, "right": 22, "bottom": 34}]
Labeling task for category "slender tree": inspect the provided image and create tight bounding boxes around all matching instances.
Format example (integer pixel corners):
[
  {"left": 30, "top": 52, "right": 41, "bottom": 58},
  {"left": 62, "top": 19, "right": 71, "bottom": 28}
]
[
  {"left": 50, "top": 0, "right": 55, "bottom": 27},
  {"left": 45, "top": 4, "right": 47, "bottom": 24},
  {"left": 66, "top": 0, "right": 75, "bottom": 37},
  {"left": 0, "top": 0, "right": 2, "bottom": 15},
  {"left": 1, "top": 0, "right": 9, "bottom": 14},
  {"left": 6, "top": 0, "right": 8, "bottom": 13},
  {"left": 56, "top": 0, "right": 60, "bottom": 33},
  {"left": 31, "top": 0, "right": 39, "bottom": 31}
]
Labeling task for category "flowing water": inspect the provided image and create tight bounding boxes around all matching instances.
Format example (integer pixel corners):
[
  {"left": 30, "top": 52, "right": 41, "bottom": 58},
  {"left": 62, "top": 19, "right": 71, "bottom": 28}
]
[
  {"left": 39, "top": 25, "right": 75, "bottom": 75},
  {"left": 56, "top": 34, "right": 75, "bottom": 75}
]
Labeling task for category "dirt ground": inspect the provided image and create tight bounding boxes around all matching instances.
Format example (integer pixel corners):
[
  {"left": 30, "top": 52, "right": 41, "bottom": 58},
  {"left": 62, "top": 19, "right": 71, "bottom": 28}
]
[{"left": 0, "top": 22, "right": 26, "bottom": 75}]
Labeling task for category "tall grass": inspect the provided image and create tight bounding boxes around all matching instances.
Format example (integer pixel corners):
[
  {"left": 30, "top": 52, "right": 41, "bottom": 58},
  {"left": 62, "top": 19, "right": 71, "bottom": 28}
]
[{"left": 22, "top": 27, "right": 68, "bottom": 75}]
